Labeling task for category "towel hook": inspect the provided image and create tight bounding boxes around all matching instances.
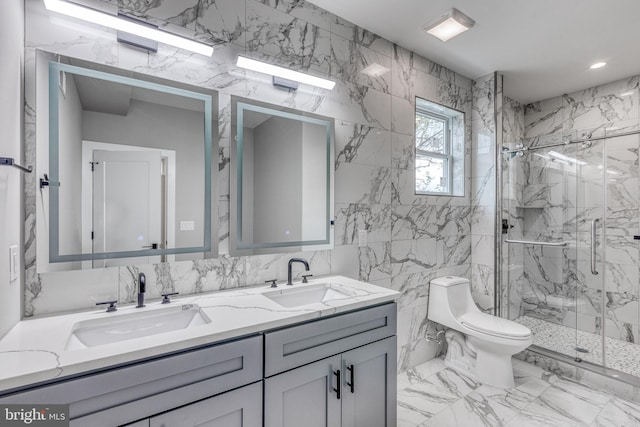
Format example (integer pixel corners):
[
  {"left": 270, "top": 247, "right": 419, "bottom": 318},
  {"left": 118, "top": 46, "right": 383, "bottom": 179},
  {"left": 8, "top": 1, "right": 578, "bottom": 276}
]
[{"left": 0, "top": 157, "right": 32, "bottom": 173}]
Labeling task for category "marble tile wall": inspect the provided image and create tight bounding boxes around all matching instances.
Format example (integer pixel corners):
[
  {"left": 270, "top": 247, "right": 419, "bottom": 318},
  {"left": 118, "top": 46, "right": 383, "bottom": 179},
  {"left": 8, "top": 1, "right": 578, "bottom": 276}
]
[
  {"left": 22, "top": 0, "right": 479, "bottom": 371},
  {"left": 470, "top": 73, "right": 500, "bottom": 313},
  {"left": 500, "top": 96, "right": 526, "bottom": 320},
  {"left": 507, "top": 74, "right": 640, "bottom": 359}
]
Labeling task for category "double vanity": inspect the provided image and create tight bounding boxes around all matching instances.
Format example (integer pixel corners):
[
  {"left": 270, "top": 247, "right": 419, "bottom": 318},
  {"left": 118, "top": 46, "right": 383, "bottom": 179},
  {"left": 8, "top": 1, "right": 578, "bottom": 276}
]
[
  {"left": 0, "top": 276, "right": 398, "bottom": 426},
  {"left": 11, "top": 47, "right": 396, "bottom": 426}
]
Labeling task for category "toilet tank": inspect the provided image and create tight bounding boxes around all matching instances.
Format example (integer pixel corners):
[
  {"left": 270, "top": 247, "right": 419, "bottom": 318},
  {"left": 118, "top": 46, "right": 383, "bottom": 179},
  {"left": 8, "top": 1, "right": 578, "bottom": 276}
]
[{"left": 428, "top": 276, "right": 475, "bottom": 326}]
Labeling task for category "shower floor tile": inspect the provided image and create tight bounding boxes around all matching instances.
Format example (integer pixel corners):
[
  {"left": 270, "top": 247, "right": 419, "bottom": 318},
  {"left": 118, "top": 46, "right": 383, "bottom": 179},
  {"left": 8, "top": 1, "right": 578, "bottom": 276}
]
[
  {"left": 399, "top": 357, "right": 640, "bottom": 427},
  {"left": 515, "top": 315, "right": 640, "bottom": 378}
]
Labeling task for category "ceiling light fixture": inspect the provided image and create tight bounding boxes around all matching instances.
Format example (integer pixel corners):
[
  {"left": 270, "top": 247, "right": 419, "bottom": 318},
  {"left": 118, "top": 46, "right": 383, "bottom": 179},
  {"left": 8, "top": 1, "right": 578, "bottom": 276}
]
[
  {"left": 423, "top": 8, "right": 475, "bottom": 42},
  {"left": 236, "top": 56, "right": 336, "bottom": 90},
  {"left": 361, "top": 63, "right": 390, "bottom": 77},
  {"left": 590, "top": 62, "right": 607, "bottom": 69},
  {"left": 43, "top": 0, "right": 214, "bottom": 56}
]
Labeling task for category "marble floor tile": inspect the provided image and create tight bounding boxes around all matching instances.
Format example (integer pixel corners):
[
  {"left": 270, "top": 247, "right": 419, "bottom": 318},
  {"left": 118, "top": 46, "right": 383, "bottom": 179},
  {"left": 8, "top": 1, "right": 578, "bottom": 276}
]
[
  {"left": 535, "top": 384, "right": 606, "bottom": 425},
  {"left": 398, "top": 357, "right": 637, "bottom": 427},
  {"left": 503, "top": 406, "right": 581, "bottom": 427},
  {"left": 422, "top": 393, "right": 519, "bottom": 427},
  {"left": 590, "top": 397, "right": 640, "bottom": 426}
]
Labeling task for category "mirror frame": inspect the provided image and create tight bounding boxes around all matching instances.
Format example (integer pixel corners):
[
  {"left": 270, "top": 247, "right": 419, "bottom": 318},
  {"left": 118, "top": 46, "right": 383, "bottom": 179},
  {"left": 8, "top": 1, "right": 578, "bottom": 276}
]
[
  {"left": 45, "top": 55, "right": 218, "bottom": 263},
  {"left": 230, "top": 96, "right": 334, "bottom": 253}
]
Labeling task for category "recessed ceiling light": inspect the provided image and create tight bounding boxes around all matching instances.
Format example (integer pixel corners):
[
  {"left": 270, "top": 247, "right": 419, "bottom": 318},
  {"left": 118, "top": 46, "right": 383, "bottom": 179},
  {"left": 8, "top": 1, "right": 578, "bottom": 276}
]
[
  {"left": 590, "top": 62, "right": 607, "bottom": 69},
  {"left": 361, "top": 63, "right": 390, "bottom": 77},
  {"left": 423, "top": 8, "right": 475, "bottom": 42}
]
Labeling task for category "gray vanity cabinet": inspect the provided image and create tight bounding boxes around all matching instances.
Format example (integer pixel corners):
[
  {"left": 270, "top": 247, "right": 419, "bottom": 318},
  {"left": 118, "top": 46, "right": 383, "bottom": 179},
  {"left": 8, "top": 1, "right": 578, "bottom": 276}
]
[
  {"left": 264, "top": 303, "right": 397, "bottom": 427},
  {"left": 265, "top": 337, "right": 396, "bottom": 427},
  {"left": 149, "top": 382, "right": 262, "bottom": 427},
  {"left": 264, "top": 355, "right": 342, "bottom": 427},
  {"left": 0, "top": 335, "right": 263, "bottom": 426},
  {"left": 341, "top": 337, "right": 397, "bottom": 427}
]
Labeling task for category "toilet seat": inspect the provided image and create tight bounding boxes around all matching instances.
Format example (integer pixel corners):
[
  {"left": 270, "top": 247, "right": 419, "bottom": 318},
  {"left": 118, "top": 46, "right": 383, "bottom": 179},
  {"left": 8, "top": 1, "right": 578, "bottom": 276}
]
[{"left": 460, "top": 312, "right": 531, "bottom": 340}]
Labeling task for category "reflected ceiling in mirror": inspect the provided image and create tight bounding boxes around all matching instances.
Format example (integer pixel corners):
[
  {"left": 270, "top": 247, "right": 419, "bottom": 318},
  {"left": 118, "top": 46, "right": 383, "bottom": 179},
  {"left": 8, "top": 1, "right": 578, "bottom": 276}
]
[
  {"left": 42, "top": 52, "right": 218, "bottom": 268},
  {"left": 230, "top": 96, "right": 334, "bottom": 256}
]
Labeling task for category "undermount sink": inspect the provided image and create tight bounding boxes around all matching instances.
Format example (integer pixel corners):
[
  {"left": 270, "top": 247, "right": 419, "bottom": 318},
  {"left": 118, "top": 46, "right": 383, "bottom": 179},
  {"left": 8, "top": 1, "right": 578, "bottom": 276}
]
[
  {"left": 263, "top": 283, "right": 355, "bottom": 308},
  {"left": 66, "top": 304, "right": 210, "bottom": 350}
]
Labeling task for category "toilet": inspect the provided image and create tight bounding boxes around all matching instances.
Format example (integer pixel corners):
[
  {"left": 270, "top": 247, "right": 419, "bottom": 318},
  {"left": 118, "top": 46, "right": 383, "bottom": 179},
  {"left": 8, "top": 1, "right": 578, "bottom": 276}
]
[{"left": 428, "top": 276, "right": 532, "bottom": 389}]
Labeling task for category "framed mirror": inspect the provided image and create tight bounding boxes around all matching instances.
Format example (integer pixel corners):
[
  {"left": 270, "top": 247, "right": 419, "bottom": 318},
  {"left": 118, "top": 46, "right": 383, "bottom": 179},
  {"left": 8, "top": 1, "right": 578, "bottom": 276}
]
[
  {"left": 37, "top": 51, "right": 218, "bottom": 270},
  {"left": 230, "top": 96, "right": 334, "bottom": 256}
]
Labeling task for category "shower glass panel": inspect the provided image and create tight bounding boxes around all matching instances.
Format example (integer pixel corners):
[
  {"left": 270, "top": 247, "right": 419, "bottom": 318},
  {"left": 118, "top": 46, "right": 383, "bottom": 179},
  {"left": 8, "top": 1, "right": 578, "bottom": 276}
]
[
  {"left": 501, "top": 143, "right": 580, "bottom": 360},
  {"left": 502, "top": 130, "right": 640, "bottom": 379},
  {"left": 565, "top": 140, "right": 604, "bottom": 365},
  {"left": 599, "top": 133, "right": 640, "bottom": 376}
]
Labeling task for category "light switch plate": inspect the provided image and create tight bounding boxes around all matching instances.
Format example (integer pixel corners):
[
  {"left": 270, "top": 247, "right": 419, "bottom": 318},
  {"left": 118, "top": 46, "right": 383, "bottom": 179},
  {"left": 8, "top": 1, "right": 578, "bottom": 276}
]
[
  {"left": 9, "top": 245, "right": 18, "bottom": 283},
  {"left": 180, "top": 221, "right": 195, "bottom": 231}
]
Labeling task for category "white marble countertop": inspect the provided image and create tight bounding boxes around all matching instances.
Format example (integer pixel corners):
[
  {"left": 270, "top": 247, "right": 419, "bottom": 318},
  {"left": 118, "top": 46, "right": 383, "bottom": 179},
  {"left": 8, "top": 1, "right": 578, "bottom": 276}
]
[{"left": 0, "top": 275, "right": 398, "bottom": 393}]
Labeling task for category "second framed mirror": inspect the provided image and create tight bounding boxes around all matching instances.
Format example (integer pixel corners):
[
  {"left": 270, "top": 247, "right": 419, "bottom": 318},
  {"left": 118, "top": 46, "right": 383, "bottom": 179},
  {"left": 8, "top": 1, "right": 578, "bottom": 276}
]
[{"left": 230, "top": 96, "right": 334, "bottom": 256}]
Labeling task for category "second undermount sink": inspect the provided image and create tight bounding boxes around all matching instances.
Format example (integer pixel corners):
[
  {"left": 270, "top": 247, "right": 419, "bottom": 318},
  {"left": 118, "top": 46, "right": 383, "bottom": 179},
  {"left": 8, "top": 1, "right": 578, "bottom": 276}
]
[
  {"left": 263, "top": 283, "right": 356, "bottom": 308},
  {"left": 66, "top": 304, "right": 210, "bottom": 350}
]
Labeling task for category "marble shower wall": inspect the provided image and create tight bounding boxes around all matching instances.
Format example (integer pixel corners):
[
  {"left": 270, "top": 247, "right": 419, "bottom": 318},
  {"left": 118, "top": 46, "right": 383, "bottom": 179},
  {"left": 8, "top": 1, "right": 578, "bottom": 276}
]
[
  {"left": 470, "top": 73, "right": 502, "bottom": 313},
  {"left": 23, "top": 0, "right": 477, "bottom": 371},
  {"left": 511, "top": 74, "right": 640, "bottom": 346},
  {"left": 500, "top": 96, "right": 526, "bottom": 320}
]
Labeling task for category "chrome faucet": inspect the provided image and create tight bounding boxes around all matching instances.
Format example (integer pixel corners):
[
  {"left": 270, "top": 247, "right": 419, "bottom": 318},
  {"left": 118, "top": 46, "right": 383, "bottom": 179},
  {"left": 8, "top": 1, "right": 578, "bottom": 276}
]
[
  {"left": 287, "top": 258, "right": 310, "bottom": 286},
  {"left": 136, "top": 272, "right": 146, "bottom": 308}
]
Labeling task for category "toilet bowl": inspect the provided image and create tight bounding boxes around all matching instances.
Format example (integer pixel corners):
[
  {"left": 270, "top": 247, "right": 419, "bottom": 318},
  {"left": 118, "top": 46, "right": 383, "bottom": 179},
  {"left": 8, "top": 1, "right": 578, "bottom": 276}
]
[{"left": 427, "top": 276, "right": 532, "bottom": 389}]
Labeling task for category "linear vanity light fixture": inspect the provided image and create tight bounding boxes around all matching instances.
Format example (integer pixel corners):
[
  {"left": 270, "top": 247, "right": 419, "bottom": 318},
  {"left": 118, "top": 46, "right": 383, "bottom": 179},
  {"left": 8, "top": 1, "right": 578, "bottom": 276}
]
[
  {"left": 236, "top": 56, "right": 336, "bottom": 90},
  {"left": 43, "top": 0, "right": 214, "bottom": 56},
  {"left": 423, "top": 8, "right": 475, "bottom": 42}
]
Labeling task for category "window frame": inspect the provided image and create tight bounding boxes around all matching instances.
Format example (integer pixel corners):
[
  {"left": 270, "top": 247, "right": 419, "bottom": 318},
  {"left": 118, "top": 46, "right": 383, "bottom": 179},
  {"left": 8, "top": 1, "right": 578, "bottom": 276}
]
[{"left": 415, "top": 107, "right": 454, "bottom": 196}]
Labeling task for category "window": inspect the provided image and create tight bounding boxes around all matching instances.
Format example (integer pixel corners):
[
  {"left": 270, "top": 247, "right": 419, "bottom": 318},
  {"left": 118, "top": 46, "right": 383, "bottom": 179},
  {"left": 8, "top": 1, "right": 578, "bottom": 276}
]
[{"left": 415, "top": 98, "right": 464, "bottom": 196}]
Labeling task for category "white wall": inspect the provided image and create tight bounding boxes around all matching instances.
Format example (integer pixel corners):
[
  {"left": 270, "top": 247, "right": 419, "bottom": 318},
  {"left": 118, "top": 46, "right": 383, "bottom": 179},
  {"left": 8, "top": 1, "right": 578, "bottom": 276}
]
[
  {"left": 253, "top": 117, "right": 303, "bottom": 244},
  {"left": 57, "top": 72, "right": 83, "bottom": 262},
  {"left": 82, "top": 99, "right": 204, "bottom": 252},
  {"left": 301, "top": 122, "right": 328, "bottom": 241},
  {"left": 0, "top": 0, "right": 24, "bottom": 337},
  {"left": 241, "top": 128, "right": 254, "bottom": 246}
]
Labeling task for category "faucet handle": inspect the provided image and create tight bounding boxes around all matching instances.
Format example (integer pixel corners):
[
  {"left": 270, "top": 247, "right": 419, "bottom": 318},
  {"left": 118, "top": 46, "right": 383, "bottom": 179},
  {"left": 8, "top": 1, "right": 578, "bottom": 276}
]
[
  {"left": 302, "top": 274, "right": 313, "bottom": 283},
  {"left": 96, "top": 300, "right": 117, "bottom": 312},
  {"left": 161, "top": 292, "right": 179, "bottom": 304},
  {"left": 265, "top": 279, "right": 278, "bottom": 288}
]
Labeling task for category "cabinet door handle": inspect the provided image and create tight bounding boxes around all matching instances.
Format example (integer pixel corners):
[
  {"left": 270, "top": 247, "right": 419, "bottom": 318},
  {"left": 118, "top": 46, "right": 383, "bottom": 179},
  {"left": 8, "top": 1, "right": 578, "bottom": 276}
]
[
  {"left": 346, "top": 364, "right": 355, "bottom": 393},
  {"left": 332, "top": 369, "right": 341, "bottom": 400}
]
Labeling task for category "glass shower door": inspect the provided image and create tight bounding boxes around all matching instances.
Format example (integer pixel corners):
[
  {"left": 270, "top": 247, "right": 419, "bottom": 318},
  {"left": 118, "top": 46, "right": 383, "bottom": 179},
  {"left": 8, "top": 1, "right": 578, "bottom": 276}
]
[
  {"left": 567, "top": 139, "right": 605, "bottom": 365},
  {"left": 501, "top": 143, "right": 579, "bottom": 359},
  {"left": 586, "top": 133, "right": 640, "bottom": 377}
]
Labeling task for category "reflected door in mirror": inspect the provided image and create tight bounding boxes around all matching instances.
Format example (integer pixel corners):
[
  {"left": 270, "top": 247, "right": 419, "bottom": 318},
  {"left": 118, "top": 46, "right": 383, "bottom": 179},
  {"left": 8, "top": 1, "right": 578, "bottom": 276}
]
[{"left": 92, "top": 150, "right": 162, "bottom": 268}]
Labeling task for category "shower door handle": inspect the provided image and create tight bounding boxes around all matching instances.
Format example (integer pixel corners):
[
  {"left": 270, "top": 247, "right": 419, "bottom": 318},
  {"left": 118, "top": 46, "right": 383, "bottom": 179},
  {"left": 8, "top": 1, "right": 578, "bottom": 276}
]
[{"left": 591, "top": 218, "right": 600, "bottom": 275}]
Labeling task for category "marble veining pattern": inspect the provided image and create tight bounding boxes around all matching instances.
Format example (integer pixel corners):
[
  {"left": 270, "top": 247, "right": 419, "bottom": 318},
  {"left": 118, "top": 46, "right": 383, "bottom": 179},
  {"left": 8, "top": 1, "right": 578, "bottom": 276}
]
[
  {"left": 398, "top": 357, "right": 640, "bottom": 427},
  {"left": 0, "top": 276, "right": 398, "bottom": 391},
  {"left": 23, "top": 0, "right": 479, "bottom": 373}
]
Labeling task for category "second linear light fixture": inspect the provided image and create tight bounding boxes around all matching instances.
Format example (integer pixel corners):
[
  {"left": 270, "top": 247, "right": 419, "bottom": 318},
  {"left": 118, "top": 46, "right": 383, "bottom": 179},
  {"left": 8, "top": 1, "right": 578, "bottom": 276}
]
[
  {"left": 236, "top": 56, "right": 336, "bottom": 90},
  {"left": 423, "top": 8, "right": 475, "bottom": 42},
  {"left": 43, "top": 0, "right": 214, "bottom": 56}
]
